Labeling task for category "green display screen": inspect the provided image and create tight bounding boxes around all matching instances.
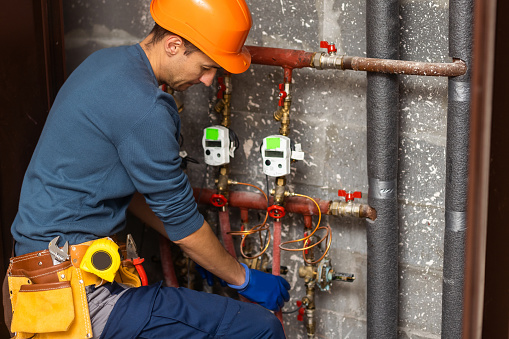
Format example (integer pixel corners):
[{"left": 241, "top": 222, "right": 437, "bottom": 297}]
[
  {"left": 266, "top": 137, "right": 281, "bottom": 149},
  {"left": 206, "top": 128, "right": 219, "bottom": 140}
]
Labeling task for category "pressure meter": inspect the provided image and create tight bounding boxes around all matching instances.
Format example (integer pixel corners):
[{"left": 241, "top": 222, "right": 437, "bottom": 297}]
[
  {"left": 261, "top": 135, "right": 292, "bottom": 177},
  {"left": 202, "top": 125, "right": 231, "bottom": 166}
]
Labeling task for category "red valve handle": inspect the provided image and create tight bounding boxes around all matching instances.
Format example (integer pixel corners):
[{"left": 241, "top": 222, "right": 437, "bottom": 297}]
[
  {"left": 217, "top": 77, "right": 226, "bottom": 99},
  {"left": 338, "top": 190, "right": 362, "bottom": 202},
  {"left": 268, "top": 205, "right": 286, "bottom": 219},
  {"left": 210, "top": 194, "right": 227, "bottom": 207},
  {"left": 320, "top": 40, "right": 337, "bottom": 54},
  {"left": 278, "top": 83, "right": 287, "bottom": 106}
]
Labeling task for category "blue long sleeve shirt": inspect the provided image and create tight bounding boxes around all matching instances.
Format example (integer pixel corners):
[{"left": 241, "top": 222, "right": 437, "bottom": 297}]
[{"left": 12, "top": 44, "right": 204, "bottom": 255}]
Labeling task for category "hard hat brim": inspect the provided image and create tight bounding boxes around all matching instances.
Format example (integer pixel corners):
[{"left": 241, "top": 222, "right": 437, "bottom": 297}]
[{"left": 210, "top": 46, "right": 252, "bottom": 74}]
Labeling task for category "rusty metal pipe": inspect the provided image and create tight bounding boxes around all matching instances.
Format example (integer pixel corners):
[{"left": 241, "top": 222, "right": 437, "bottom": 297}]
[
  {"left": 246, "top": 45, "right": 466, "bottom": 77},
  {"left": 342, "top": 56, "right": 467, "bottom": 77}
]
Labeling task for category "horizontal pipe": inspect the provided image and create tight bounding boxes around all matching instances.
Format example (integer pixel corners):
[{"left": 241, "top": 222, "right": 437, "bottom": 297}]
[
  {"left": 343, "top": 56, "right": 467, "bottom": 77},
  {"left": 246, "top": 45, "right": 315, "bottom": 69},
  {"left": 192, "top": 188, "right": 376, "bottom": 220},
  {"left": 246, "top": 45, "right": 466, "bottom": 77},
  {"left": 194, "top": 188, "right": 329, "bottom": 215}
]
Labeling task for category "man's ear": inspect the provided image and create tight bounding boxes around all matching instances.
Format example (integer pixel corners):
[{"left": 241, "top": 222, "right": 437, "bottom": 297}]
[{"left": 164, "top": 35, "right": 184, "bottom": 56}]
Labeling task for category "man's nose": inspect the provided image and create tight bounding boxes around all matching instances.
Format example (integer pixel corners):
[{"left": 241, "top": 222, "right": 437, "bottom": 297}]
[{"left": 200, "top": 69, "right": 218, "bottom": 87}]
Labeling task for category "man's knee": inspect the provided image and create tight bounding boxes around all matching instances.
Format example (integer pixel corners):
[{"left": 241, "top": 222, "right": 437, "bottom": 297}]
[{"left": 242, "top": 305, "right": 285, "bottom": 338}]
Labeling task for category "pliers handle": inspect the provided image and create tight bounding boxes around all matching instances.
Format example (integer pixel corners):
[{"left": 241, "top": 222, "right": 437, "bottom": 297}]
[{"left": 130, "top": 257, "right": 148, "bottom": 286}]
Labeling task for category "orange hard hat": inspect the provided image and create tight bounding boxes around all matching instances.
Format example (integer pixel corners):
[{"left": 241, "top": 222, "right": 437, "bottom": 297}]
[{"left": 150, "top": 0, "right": 253, "bottom": 74}]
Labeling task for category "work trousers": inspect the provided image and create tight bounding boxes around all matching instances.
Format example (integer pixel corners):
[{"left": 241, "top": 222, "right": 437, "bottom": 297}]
[{"left": 91, "top": 282, "right": 285, "bottom": 339}]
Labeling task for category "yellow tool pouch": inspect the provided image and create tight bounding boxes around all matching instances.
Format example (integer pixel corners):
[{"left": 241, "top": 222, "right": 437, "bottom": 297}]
[
  {"left": 115, "top": 261, "right": 142, "bottom": 288},
  {"left": 6, "top": 250, "right": 95, "bottom": 339},
  {"left": 10, "top": 282, "right": 74, "bottom": 334}
]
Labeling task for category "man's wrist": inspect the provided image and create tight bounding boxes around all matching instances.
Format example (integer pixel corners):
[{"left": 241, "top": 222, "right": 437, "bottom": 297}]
[{"left": 228, "top": 263, "right": 250, "bottom": 290}]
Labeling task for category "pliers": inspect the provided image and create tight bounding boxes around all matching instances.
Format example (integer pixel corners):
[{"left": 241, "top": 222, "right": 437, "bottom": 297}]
[{"left": 126, "top": 234, "right": 148, "bottom": 286}]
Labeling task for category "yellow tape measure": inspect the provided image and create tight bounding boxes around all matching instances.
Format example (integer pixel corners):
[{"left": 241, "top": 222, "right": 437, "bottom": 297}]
[{"left": 80, "top": 238, "right": 120, "bottom": 282}]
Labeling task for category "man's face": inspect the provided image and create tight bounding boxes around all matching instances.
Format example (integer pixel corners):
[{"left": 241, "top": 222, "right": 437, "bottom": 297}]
[{"left": 165, "top": 48, "right": 220, "bottom": 92}]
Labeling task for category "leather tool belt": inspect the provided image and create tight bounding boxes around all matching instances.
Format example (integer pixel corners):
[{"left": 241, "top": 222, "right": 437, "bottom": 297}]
[{"left": 3, "top": 239, "right": 142, "bottom": 339}]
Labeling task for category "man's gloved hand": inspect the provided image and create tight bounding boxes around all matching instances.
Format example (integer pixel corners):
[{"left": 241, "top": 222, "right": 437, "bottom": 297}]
[
  {"left": 228, "top": 263, "right": 290, "bottom": 311},
  {"left": 195, "top": 263, "right": 227, "bottom": 287}
]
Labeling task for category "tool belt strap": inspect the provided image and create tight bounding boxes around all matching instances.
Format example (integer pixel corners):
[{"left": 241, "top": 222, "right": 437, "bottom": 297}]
[{"left": 9, "top": 239, "right": 100, "bottom": 287}]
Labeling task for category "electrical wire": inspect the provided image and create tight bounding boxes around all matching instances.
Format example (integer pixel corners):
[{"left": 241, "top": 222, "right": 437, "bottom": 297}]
[
  {"left": 279, "top": 193, "right": 332, "bottom": 265},
  {"left": 227, "top": 182, "right": 271, "bottom": 259}
]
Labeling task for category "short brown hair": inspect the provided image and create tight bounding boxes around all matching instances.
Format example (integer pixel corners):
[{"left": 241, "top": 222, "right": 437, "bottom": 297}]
[{"left": 148, "top": 23, "right": 200, "bottom": 55}]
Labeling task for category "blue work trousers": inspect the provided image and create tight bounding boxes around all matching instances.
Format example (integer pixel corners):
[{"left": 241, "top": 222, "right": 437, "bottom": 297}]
[{"left": 99, "top": 282, "right": 285, "bottom": 339}]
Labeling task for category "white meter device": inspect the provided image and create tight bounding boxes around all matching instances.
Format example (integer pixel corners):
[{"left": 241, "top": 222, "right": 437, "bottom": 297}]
[
  {"left": 202, "top": 125, "right": 231, "bottom": 166},
  {"left": 261, "top": 135, "right": 292, "bottom": 177}
]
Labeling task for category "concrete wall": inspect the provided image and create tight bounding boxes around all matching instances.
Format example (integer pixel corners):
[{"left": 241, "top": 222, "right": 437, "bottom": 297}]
[{"left": 63, "top": 1, "right": 449, "bottom": 338}]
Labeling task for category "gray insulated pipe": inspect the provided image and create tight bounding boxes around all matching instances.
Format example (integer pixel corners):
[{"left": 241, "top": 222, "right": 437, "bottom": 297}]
[
  {"left": 441, "top": 0, "right": 473, "bottom": 338},
  {"left": 365, "top": 0, "right": 400, "bottom": 338}
]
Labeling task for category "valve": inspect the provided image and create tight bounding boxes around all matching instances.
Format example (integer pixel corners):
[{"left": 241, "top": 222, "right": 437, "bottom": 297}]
[
  {"left": 216, "top": 77, "right": 226, "bottom": 99},
  {"left": 320, "top": 41, "right": 337, "bottom": 55},
  {"left": 278, "top": 83, "right": 287, "bottom": 106},
  {"left": 297, "top": 305, "right": 305, "bottom": 322},
  {"left": 338, "top": 190, "right": 362, "bottom": 202},
  {"left": 268, "top": 205, "right": 286, "bottom": 219},
  {"left": 316, "top": 257, "right": 355, "bottom": 291},
  {"left": 210, "top": 194, "right": 227, "bottom": 207}
]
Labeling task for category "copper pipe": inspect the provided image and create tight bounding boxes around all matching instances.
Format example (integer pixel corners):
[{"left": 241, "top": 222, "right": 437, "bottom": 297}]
[
  {"left": 463, "top": 0, "right": 496, "bottom": 337},
  {"left": 342, "top": 56, "right": 466, "bottom": 77}
]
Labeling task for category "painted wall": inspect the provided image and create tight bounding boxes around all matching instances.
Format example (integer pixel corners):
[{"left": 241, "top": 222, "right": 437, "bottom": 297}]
[{"left": 63, "top": 1, "right": 449, "bottom": 338}]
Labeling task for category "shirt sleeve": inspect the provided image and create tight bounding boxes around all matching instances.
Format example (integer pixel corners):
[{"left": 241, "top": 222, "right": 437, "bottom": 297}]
[{"left": 116, "top": 101, "right": 204, "bottom": 241}]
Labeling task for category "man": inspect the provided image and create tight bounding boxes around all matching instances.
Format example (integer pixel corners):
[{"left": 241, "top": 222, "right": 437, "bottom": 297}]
[{"left": 5, "top": 0, "right": 290, "bottom": 338}]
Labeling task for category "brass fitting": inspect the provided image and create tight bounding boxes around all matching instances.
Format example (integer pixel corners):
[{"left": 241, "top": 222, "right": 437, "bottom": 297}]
[
  {"left": 215, "top": 165, "right": 230, "bottom": 198},
  {"left": 273, "top": 82, "right": 291, "bottom": 136},
  {"left": 303, "top": 276, "right": 316, "bottom": 338},
  {"left": 298, "top": 265, "right": 316, "bottom": 283},
  {"left": 328, "top": 201, "right": 377, "bottom": 220},
  {"left": 273, "top": 177, "right": 287, "bottom": 206},
  {"left": 214, "top": 74, "right": 232, "bottom": 128}
]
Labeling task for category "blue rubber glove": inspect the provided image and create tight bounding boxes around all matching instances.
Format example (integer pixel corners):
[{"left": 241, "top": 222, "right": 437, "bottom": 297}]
[
  {"left": 228, "top": 263, "right": 290, "bottom": 311},
  {"left": 195, "top": 264, "right": 227, "bottom": 287}
]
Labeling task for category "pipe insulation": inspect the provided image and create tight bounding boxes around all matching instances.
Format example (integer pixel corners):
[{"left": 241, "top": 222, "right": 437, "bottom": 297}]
[
  {"left": 442, "top": 0, "right": 473, "bottom": 338},
  {"left": 365, "top": 0, "right": 400, "bottom": 338}
]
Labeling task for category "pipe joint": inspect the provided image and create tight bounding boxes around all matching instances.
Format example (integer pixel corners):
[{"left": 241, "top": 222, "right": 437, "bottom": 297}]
[{"left": 312, "top": 52, "right": 343, "bottom": 70}]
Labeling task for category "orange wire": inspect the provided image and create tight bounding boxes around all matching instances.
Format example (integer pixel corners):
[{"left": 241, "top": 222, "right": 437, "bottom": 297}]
[
  {"left": 227, "top": 182, "right": 271, "bottom": 259},
  {"left": 279, "top": 193, "right": 332, "bottom": 265}
]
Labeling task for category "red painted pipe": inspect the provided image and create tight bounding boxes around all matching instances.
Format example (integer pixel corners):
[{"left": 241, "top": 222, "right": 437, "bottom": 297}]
[
  {"left": 246, "top": 45, "right": 315, "bottom": 69},
  {"left": 158, "top": 236, "right": 180, "bottom": 288},
  {"left": 219, "top": 208, "right": 236, "bottom": 257},
  {"left": 272, "top": 220, "right": 284, "bottom": 326},
  {"left": 193, "top": 188, "right": 330, "bottom": 216}
]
